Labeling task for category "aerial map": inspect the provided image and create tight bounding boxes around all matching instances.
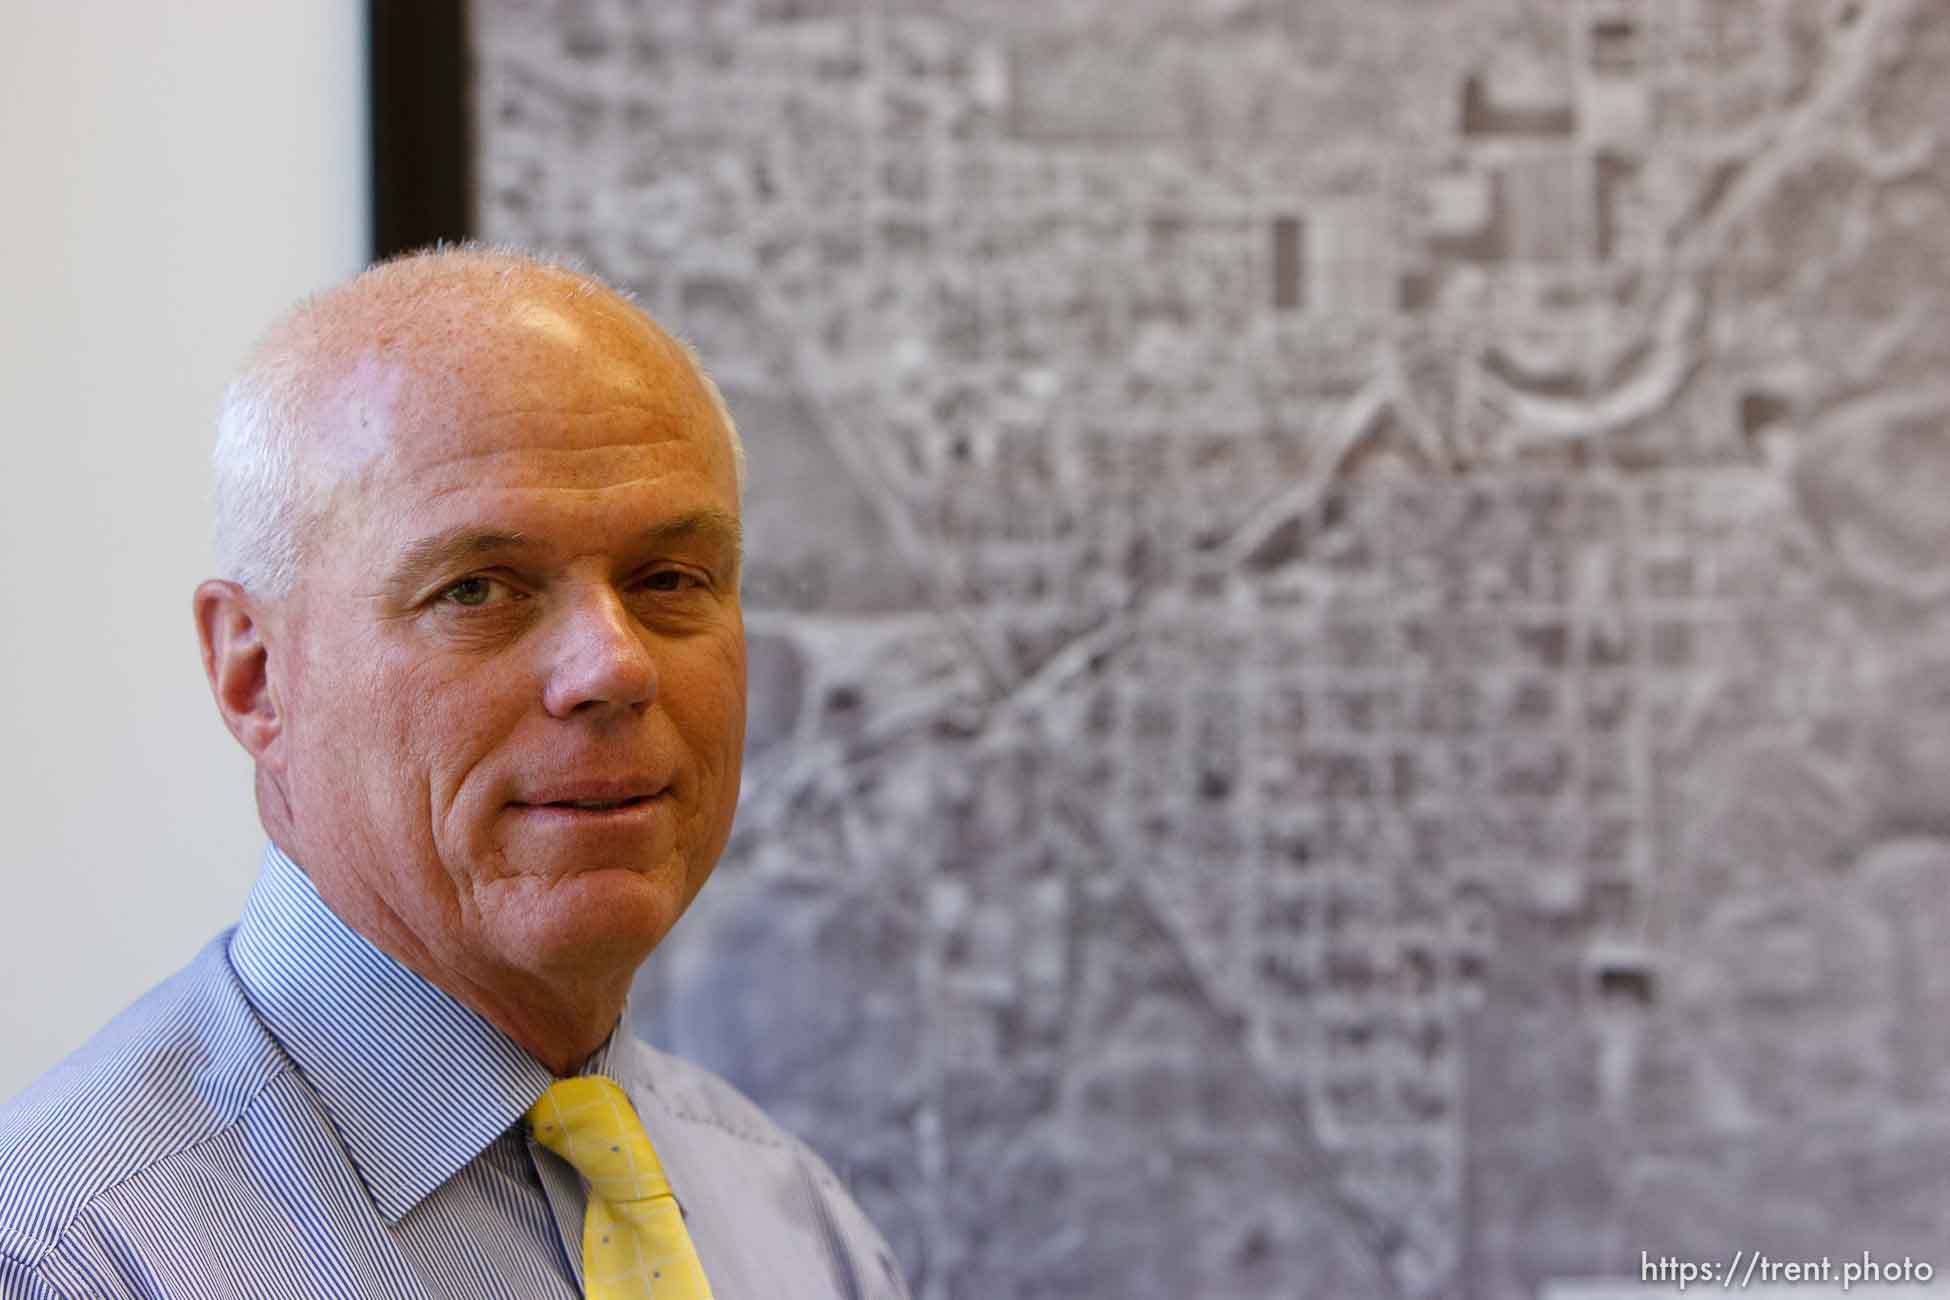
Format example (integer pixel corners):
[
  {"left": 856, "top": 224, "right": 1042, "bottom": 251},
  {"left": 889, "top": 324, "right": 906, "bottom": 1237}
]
[{"left": 475, "top": 1, "right": 1950, "bottom": 1294}]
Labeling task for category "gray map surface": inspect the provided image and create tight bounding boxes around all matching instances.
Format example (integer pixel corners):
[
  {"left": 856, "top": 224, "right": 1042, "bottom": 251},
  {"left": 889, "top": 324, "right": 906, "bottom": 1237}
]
[{"left": 473, "top": 1, "right": 1950, "bottom": 1295}]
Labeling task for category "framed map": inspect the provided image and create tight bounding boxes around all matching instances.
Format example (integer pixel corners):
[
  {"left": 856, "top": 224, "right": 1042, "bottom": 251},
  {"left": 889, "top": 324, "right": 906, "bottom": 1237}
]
[{"left": 443, "top": 2, "right": 1950, "bottom": 1295}]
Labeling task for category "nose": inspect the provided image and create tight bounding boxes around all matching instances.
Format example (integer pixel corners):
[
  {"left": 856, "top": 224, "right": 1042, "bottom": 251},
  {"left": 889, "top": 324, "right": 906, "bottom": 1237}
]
[{"left": 540, "top": 585, "right": 658, "bottom": 719}]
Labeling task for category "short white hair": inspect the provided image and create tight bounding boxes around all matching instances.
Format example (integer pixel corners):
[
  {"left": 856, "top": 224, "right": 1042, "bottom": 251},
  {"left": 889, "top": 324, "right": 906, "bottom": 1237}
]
[
  {"left": 211, "top": 344, "right": 328, "bottom": 597},
  {"left": 210, "top": 245, "right": 746, "bottom": 598}
]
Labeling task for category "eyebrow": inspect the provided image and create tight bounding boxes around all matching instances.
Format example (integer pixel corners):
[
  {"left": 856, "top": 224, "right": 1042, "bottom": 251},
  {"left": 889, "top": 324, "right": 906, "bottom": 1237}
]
[{"left": 386, "top": 508, "right": 744, "bottom": 592}]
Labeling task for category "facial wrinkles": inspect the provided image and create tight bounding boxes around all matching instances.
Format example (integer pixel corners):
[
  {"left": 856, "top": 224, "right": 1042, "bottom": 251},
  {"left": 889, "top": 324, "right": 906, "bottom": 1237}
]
[
  {"left": 315, "top": 340, "right": 703, "bottom": 509},
  {"left": 412, "top": 567, "right": 716, "bottom": 877},
  {"left": 376, "top": 413, "right": 732, "bottom": 510},
  {"left": 413, "top": 465, "right": 715, "bottom": 515},
  {"left": 351, "top": 442, "right": 731, "bottom": 600},
  {"left": 430, "top": 682, "right": 507, "bottom": 885},
  {"left": 282, "top": 643, "right": 433, "bottom": 926},
  {"left": 284, "top": 579, "right": 482, "bottom": 910}
]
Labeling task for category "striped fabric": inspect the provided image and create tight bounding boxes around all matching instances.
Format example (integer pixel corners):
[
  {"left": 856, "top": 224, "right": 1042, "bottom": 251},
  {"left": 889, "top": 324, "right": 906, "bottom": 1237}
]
[{"left": 0, "top": 846, "right": 909, "bottom": 1300}]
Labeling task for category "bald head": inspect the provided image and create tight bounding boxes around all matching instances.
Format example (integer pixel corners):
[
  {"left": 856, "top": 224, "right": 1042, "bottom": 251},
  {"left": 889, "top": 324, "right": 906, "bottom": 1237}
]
[{"left": 213, "top": 246, "right": 743, "bottom": 597}]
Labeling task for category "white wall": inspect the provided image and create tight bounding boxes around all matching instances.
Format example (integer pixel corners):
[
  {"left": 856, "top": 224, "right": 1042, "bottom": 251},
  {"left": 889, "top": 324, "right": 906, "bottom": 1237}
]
[{"left": 0, "top": 2, "right": 369, "bottom": 1100}]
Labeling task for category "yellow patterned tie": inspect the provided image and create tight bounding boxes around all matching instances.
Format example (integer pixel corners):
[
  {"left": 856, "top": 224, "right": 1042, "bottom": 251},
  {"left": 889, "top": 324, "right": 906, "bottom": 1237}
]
[{"left": 527, "top": 1076, "right": 714, "bottom": 1300}]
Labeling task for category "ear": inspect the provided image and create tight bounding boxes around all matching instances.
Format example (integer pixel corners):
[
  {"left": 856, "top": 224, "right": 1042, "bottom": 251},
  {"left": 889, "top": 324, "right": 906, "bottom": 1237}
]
[{"left": 193, "top": 579, "right": 285, "bottom": 766}]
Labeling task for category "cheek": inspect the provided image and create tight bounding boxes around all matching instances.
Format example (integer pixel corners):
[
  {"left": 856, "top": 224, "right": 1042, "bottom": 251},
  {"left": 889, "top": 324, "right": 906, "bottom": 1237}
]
[
  {"left": 667, "top": 638, "right": 747, "bottom": 770},
  {"left": 402, "top": 659, "right": 534, "bottom": 801},
  {"left": 290, "top": 635, "right": 479, "bottom": 799},
  {"left": 716, "top": 634, "right": 749, "bottom": 749},
  {"left": 285, "top": 633, "right": 380, "bottom": 766}
]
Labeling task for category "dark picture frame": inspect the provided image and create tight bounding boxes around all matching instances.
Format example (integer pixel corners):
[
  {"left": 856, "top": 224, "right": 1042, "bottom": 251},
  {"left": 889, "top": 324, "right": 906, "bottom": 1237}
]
[{"left": 368, "top": 0, "right": 475, "bottom": 260}]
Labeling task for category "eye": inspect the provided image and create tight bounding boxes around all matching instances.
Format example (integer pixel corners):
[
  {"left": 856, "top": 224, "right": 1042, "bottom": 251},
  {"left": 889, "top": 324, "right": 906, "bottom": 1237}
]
[
  {"left": 439, "top": 576, "right": 505, "bottom": 607},
  {"left": 639, "top": 569, "right": 700, "bottom": 594}
]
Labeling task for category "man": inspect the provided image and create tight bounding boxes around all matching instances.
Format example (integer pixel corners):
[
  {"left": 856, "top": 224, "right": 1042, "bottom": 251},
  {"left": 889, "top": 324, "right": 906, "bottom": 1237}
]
[{"left": 0, "top": 249, "right": 909, "bottom": 1300}]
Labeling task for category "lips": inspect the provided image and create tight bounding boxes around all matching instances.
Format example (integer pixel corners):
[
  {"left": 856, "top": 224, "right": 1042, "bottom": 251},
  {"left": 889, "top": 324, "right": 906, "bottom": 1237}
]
[
  {"left": 548, "top": 797, "right": 645, "bottom": 811},
  {"left": 507, "top": 790, "right": 671, "bottom": 834},
  {"left": 511, "top": 777, "right": 672, "bottom": 811}
]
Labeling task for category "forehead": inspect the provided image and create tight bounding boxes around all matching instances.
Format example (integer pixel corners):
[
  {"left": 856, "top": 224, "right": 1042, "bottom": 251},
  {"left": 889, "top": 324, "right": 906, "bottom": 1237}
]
[{"left": 317, "top": 290, "right": 736, "bottom": 499}]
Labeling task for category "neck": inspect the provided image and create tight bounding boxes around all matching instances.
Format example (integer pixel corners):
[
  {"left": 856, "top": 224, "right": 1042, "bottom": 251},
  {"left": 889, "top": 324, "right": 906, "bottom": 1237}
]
[
  {"left": 323, "top": 876, "right": 633, "bottom": 1075},
  {"left": 355, "top": 889, "right": 632, "bottom": 1073},
  {"left": 261, "top": 810, "right": 633, "bottom": 1077},
  {"left": 438, "top": 964, "right": 634, "bottom": 1077}
]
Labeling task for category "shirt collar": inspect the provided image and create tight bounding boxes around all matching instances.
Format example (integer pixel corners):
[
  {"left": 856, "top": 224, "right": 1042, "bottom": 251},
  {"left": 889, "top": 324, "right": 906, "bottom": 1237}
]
[{"left": 228, "top": 844, "right": 630, "bottom": 1224}]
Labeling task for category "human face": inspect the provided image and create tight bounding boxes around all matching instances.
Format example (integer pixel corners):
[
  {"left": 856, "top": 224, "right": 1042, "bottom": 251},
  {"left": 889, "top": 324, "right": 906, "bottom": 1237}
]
[{"left": 267, "top": 301, "right": 746, "bottom": 989}]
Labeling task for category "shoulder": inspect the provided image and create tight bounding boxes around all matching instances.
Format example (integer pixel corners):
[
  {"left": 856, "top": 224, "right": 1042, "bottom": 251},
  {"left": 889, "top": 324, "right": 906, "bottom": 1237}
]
[
  {"left": 625, "top": 1040, "right": 912, "bottom": 1298},
  {"left": 0, "top": 933, "right": 288, "bottom": 1269},
  {"left": 629, "top": 1035, "right": 803, "bottom": 1150},
  {"left": 627, "top": 1038, "right": 864, "bottom": 1202}
]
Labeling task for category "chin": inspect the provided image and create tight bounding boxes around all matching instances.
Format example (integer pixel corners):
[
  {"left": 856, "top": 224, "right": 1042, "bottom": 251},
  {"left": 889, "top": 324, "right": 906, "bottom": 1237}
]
[{"left": 504, "top": 860, "right": 695, "bottom": 971}]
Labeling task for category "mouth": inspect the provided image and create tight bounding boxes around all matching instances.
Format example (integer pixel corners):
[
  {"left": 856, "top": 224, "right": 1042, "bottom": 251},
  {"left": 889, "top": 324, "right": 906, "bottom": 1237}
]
[
  {"left": 535, "top": 795, "right": 657, "bottom": 812},
  {"left": 507, "top": 792, "right": 670, "bottom": 837},
  {"left": 509, "top": 780, "right": 672, "bottom": 820}
]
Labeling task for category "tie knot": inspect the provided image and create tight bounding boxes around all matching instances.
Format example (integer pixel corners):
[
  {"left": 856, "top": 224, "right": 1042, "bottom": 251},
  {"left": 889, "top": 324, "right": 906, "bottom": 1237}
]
[{"left": 527, "top": 1075, "right": 674, "bottom": 1203}]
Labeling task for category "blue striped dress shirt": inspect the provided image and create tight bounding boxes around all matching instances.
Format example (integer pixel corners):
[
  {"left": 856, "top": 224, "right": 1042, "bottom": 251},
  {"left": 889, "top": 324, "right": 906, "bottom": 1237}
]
[{"left": 0, "top": 846, "right": 909, "bottom": 1300}]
